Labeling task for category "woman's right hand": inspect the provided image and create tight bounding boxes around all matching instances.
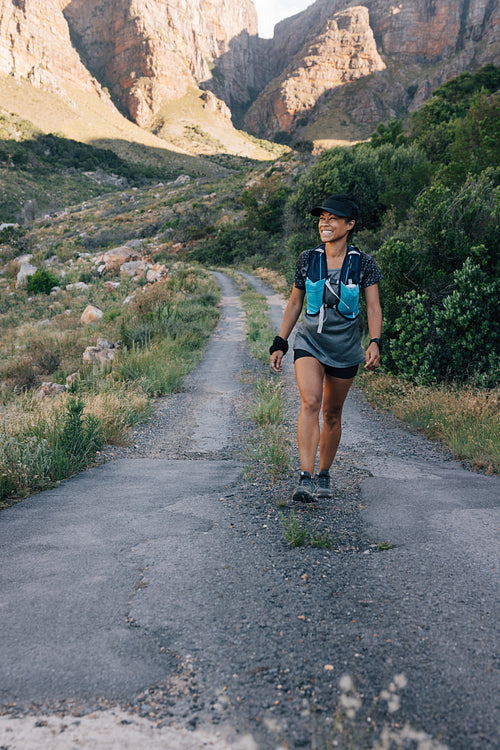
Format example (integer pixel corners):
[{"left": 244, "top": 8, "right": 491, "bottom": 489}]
[{"left": 270, "top": 350, "right": 284, "bottom": 373}]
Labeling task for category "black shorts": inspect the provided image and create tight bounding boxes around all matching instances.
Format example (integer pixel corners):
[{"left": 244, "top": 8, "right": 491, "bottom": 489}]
[{"left": 294, "top": 349, "right": 358, "bottom": 379}]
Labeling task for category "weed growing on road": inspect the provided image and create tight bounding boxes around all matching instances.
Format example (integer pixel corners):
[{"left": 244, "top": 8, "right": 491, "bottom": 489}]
[
  {"left": 247, "top": 423, "right": 290, "bottom": 479},
  {"left": 246, "top": 377, "right": 290, "bottom": 479},
  {"left": 280, "top": 509, "right": 333, "bottom": 549},
  {"left": 239, "top": 281, "right": 291, "bottom": 479},
  {"left": 251, "top": 377, "right": 283, "bottom": 426},
  {"left": 295, "top": 673, "right": 449, "bottom": 750}
]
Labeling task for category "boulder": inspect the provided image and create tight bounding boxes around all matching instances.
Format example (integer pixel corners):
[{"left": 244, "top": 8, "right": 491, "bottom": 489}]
[
  {"left": 66, "top": 372, "right": 80, "bottom": 387},
  {"left": 80, "top": 305, "right": 103, "bottom": 325},
  {"left": 15, "top": 261, "right": 37, "bottom": 288},
  {"left": 66, "top": 282, "right": 90, "bottom": 291},
  {"left": 39, "top": 382, "right": 66, "bottom": 397},
  {"left": 120, "top": 260, "right": 146, "bottom": 277},
  {"left": 83, "top": 339, "right": 118, "bottom": 367},
  {"left": 83, "top": 345, "right": 116, "bottom": 366},
  {"left": 146, "top": 263, "right": 168, "bottom": 283},
  {"left": 102, "top": 246, "right": 141, "bottom": 272},
  {"left": 104, "top": 281, "right": 121, "bottom": 292}
]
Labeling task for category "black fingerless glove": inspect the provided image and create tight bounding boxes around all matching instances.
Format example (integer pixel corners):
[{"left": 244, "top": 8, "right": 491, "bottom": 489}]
[{"left": 269, "top": 336, "right": 289, "bottom": 355}]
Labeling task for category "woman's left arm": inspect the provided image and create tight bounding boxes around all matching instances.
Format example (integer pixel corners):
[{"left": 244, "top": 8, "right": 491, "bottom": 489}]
[{"left": 364, "top": 283, "right": 383, "bottom": 370}]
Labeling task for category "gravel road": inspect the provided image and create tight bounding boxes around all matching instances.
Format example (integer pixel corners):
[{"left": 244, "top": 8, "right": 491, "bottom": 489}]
[{"left": 0, "top": 272, "right": 498, "bottom": 750}]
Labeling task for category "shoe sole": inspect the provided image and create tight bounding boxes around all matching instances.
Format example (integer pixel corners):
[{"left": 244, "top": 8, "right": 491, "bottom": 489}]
[
  {"left": 316, "top": 488, "right": 333, "bottom": 498},
  {"left": 292, "top": 487, "right": 316, "bottom": 502}
]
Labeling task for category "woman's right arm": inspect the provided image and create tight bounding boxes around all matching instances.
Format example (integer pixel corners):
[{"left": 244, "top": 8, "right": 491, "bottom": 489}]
[{"left": 270, "top": 286, "right": 305, "bottom": 373}]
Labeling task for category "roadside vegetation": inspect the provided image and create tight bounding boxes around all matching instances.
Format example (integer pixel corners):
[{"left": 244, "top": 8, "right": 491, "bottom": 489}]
[
  {"left": 0, "top": 259, "right": 220, "bottom": 507},
  {"left": 237, "top": 278, "right": 291, "bottom": 480}
]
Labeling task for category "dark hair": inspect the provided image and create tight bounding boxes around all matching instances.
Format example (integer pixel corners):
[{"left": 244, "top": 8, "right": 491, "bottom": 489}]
[{"left": 342, "top": 194, "right": 360, "bottom": 239}]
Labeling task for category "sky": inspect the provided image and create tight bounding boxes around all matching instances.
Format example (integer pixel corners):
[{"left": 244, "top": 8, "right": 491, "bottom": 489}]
[{"left": 252, "top": 0, "right": 313, "bottom": 38}]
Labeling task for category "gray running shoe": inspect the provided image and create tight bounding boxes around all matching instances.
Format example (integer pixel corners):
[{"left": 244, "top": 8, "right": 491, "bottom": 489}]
[
  {"left": 316, "top": 470, "right": 332, "bottom": 498},
  {"left": 292, "top": 471, "right": 316, "bottom": 502}
]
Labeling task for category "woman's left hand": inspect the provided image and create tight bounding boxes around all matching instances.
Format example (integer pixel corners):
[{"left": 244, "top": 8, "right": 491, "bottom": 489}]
[{"left": 364, "top": 342, "right": 380, "bottom": 370}]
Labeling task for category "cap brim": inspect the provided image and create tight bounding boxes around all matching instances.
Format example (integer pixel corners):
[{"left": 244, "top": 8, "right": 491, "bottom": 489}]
[{"left": 310, "top": 205, "right": 351, "bottom": 218}]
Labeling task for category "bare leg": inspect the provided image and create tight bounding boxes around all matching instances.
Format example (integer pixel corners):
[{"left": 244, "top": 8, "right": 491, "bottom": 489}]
[
  {"left": 318, "top": 374, "right": 355, "bottom": 472},
  {"left": 294, "top": 357, "right": 325, "bottom": 475}
]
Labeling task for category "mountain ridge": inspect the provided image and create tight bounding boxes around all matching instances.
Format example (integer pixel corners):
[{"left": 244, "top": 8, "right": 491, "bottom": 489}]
[{"left": 0, "top": 0, "right": 498, "bottom": 152}]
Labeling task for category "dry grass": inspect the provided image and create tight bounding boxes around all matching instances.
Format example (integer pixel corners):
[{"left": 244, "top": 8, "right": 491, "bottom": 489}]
[
  {"left": 253, "top": 266, "right": 290, "bottom": 296},
  {"left": 358, "top": 371, "right": 500, "bottom": 473}
]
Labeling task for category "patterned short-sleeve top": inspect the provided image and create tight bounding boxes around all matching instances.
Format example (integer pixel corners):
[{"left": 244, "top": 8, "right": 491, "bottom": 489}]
[{"left": 292, "top": 246, "right": 383, "bottom": 369}]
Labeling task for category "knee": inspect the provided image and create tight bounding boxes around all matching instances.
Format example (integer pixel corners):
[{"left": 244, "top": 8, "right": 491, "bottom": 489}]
[
  {"left": 301, "top": 393, "right": 322, "bottom": 416},
  {"left": 323, "top": 405, "right": 342, "bottom": 430}
]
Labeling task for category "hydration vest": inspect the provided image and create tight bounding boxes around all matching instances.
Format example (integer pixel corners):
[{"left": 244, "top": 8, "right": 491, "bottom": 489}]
[{"left": 304, "top": 245, "right": 362, "bottom": 332}]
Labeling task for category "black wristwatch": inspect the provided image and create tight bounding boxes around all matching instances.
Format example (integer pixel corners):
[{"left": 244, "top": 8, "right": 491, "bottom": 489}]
[{"left": 369, "top": 337, "right": 382, "bottom": 352}]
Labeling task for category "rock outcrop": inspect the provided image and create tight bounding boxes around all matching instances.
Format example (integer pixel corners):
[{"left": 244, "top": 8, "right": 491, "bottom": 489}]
[
  {"left": 60, "top": 0, "right": 262, "bottom": 125},
  {"left": 248, "top": 0, "right": 500, "bottom": 137},
  {"left": 0, "top": 0, "right": 106, "bottom": 95},
  {"left": 244, "top": 6, "right": 385, "bottom": 136}
]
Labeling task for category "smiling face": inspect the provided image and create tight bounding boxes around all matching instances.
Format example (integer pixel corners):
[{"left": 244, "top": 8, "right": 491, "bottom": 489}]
[{"left": 318, "top": 210, "right": 355, "bottom": 244}]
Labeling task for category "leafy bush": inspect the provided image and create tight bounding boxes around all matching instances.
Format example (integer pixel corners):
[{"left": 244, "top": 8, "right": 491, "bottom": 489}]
[
  {"left": 240, "top": 174, "right": 290, "bottom": 234},
  {"left": 370, "top": 119, "right": 406, "bottom": 148},
  {"left": 388, "top": 259, "right": 500, "bottom": 387},
  {"left": 410, "top": 64, "right": 500, "bottom": 163},
  {"left": 443, "top": 91, "right": 500, "bottom": 186},
  {"left": 189, "top": 225, "right": 276, "bottom": 267},
  {"left": 284, "top": 142, "right": 432, "bottom": 237},
  {"left": 26, "top": 268, "right": 60, "bottom": 295},
  {"left": 378, "top": 170, "right": 500, "bottom": 308},
  {"left": 432, "top": 258, "right": 500, "bottom": 387}
]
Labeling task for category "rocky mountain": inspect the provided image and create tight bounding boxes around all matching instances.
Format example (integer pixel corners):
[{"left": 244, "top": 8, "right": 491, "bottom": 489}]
[
  {"left": 0, "top": 0, "right": 273, "bottom": 159},
  {"left": 244, "top": 5, "right": 386, "bottom": 137},
  {"left": 0, "top": 0, "right": 498, "bottom": 149},
  {"left": 246, "top": 0, "right": 500, "bottom": 139},
  {"left": 60, "top": 0, "right": 264, "bottom": 127}
]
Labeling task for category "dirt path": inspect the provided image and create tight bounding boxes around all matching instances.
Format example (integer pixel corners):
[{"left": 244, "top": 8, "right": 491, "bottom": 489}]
[{"left": 0, "top": 273, "right": 498, "bottom": 750}]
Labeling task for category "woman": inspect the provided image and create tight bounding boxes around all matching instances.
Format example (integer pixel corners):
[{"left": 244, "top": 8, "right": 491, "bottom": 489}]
[{"left": 270, "top": 194, "right": 382, "bottom": 502}]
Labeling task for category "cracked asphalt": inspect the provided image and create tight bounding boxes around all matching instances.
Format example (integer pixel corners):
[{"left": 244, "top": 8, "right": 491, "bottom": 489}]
[{"left": 0, "top": 272, "right": 498, "bottom": 750}]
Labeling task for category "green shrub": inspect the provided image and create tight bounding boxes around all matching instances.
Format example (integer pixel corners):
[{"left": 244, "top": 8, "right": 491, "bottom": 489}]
[
  {"left": 0, "top": 433, "right": 52, "bottom": 501},
  {"left": 284, "top": 142, "right": 432, "bottom": 236},
  {"left": 388, "top": 259, "right": 500, "bottom": 387},
  {"left": 48, "top": 398, "right": 103, "bottom": 479},
  {"left": 26, "top": 268, "right": 60, "bottom": 295},
  {"left": 410, "top": 64, "right": 500, "bottom": 163},
  {"left": 432, "top": 258, "right": 500, "bottom": 387},
  {"left": 240, "top": 174, "right": 290, "bottom": 234},
  {"left": 389, "top": 291, "right": 438, "bottom": 384}
]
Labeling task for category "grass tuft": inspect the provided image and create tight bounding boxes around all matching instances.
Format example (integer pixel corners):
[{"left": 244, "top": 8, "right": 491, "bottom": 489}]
[
  {"left": 280, "top": 510, "right": 333, "bottom": 549},
  {"left": 357, "top": 372, "right": 500, "bottom": 473}
]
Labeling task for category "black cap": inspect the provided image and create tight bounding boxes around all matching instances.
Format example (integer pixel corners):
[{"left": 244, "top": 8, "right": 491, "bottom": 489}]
[{"left": 311, "top": 194, "right": 359, "bottom": 219}]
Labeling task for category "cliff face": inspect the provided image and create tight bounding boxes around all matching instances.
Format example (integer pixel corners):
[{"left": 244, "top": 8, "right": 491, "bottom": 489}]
[
  {"left": 61, "top": 0, "right": 262, "bottom": 126},
  {"left": 250, "top": 0, "right": 500, "bottom": 137},
  {"left": 0, "top": 0, "right": 262, "bottom": 127},
  {"left": 0, "top": 0, "right": 498, "bottom": 141},
  {"left": 244, "top": 6, "right": 385, "bottom": 136},
  {"left": 0, "top": 0, "right": 99, "bottom": 92}
]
